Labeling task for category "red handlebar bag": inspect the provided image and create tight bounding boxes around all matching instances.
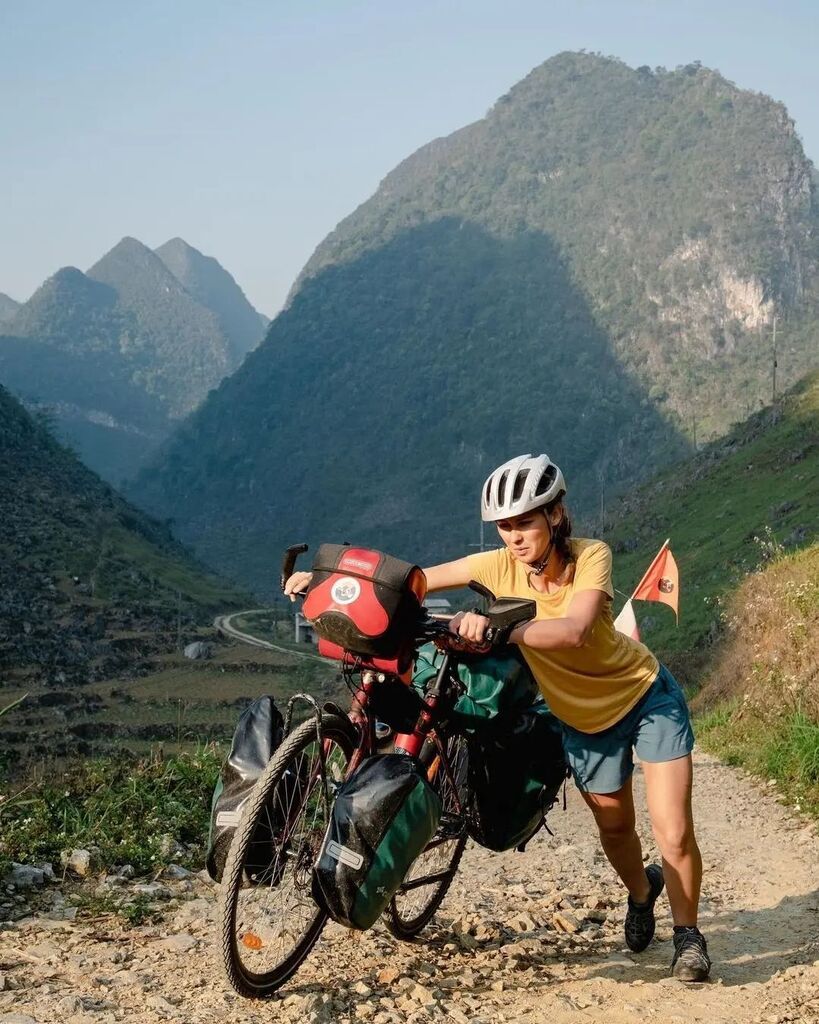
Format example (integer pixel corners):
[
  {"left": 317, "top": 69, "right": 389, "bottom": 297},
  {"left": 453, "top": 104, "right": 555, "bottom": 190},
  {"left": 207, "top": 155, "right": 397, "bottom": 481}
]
[{"left": 303, "top": 545, "right": 427, "bottom": 662}]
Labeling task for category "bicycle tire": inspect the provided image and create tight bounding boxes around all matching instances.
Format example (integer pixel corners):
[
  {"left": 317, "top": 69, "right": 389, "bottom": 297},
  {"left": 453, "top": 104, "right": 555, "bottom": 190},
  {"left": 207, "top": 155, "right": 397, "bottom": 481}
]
[
  {"left": 384, "top": 732, "right": 469, "bottom": 939},
  {"left": 219, "top": 710, "right": 357, "bottom": 998}
]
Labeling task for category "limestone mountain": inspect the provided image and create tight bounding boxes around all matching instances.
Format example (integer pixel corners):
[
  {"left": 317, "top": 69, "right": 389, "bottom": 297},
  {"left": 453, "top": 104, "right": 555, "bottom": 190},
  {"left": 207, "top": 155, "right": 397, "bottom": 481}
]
[
  {"left": 0, "top": 293, "right": 19, "bottom": 324},
  {"left": 86, "top": 236, "right": 234, "bottom": 416},
  {"left": 130, "top": 54, "right": 819, "bottom": 592},
  {"left": 155, "top": 237, "right": 267, "bottom": 362},
  {"left": 0, "top": 238, "right": 266, "bottom": 484}
]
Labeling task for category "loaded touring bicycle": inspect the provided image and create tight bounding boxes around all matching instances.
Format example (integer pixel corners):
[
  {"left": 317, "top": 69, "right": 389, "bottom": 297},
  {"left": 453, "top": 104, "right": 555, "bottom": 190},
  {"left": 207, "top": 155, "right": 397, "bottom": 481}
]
[{"left": 214, "top": 543, "right": 568, "bottom": 998}]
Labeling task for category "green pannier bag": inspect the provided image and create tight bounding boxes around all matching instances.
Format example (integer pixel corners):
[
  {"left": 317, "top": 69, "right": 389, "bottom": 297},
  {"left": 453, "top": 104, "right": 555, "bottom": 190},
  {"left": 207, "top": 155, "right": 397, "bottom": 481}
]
[
  {"left": 312, "top": 753, "right": 442, "bottom": 930},
  {"left": 412, "top": 642, "right": 538, "bottom": 732},
  {"left": 412, "top": 644, "right": 568, "bottom": 852}
]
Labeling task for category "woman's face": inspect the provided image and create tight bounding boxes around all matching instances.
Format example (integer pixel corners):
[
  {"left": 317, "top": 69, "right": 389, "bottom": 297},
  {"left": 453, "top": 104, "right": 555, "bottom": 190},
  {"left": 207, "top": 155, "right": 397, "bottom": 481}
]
[{"left": 495, "top": 506, "right": 560, "bottom": 565}]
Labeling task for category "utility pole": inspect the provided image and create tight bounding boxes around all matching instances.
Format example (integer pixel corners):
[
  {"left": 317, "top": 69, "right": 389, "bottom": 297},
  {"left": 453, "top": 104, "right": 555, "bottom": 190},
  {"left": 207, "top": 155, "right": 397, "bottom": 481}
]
[{"left": 771, "top": 314, "right": 778, "bottom": 404}]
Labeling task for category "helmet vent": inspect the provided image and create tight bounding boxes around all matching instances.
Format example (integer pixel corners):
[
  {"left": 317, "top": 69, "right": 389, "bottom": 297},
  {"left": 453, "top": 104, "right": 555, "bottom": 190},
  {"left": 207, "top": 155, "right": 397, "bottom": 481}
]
[
  {"left": 512, "top": 469, "right": 528, "bottom": 502},
  {"left": 480, "top": 453, "right": 566, "bottom": 522},
  {"left": 497, "top": 469, "right": 510, "bottom": 506},
  {"left": 534, "top": 465, "right": 556, "bottom": 496}
]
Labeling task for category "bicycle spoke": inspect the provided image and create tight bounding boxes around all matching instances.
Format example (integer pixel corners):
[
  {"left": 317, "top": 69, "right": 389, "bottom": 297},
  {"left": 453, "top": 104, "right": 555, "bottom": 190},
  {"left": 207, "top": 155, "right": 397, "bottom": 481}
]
[
  {"left": 387, "top": 733, "right": 469, "bottom": 935},
  {"left": 226, "top": 726, "right": 351, "bottom": 984}
]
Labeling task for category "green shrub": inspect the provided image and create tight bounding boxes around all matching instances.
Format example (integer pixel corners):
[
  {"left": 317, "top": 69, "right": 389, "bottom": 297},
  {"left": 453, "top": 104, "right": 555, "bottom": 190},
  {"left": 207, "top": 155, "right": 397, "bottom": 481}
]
[{"left": 0, "top": 746, "right": 222, "bottom": 874}]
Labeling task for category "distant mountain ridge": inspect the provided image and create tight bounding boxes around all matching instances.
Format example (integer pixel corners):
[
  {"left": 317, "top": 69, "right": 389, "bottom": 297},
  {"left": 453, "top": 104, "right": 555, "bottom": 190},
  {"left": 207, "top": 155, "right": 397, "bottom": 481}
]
[
  {"left": 86, "top": 236, "right": 233, "bottom": 417},
  {"left": 0, "top": 237, "right": 267, "bottom": 484},
  {"left": 0, "top": 293, "right": 20, "bottom": 324},
  {"left": 155, "top": 237, "right": 268, "bottom": 362},
  {"left": 130, "top": 53, "right": 819, "bottom": 593}
]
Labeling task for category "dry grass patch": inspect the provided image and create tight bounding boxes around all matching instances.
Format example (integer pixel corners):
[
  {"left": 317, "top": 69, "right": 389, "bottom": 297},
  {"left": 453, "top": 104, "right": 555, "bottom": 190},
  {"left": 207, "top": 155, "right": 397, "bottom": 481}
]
[{"left": 694, "top": 543, "right": 819, "bottom": 815}]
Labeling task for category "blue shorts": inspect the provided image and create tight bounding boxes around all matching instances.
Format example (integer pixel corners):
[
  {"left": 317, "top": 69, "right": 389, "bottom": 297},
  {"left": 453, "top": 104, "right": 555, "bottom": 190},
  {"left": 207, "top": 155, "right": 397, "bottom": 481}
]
[{"left": 560, "top": 664, "right": 695, "bottom": 795}]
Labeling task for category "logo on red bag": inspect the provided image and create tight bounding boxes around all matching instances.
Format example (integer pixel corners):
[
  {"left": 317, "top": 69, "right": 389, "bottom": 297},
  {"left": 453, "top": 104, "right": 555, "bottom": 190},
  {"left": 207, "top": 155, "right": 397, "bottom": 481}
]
[
  {"left": 341, "top": 556, "right": 377, "bottom": 572},
  {"left": 331, "top": 577, "right": 361, "bottom": 605}
]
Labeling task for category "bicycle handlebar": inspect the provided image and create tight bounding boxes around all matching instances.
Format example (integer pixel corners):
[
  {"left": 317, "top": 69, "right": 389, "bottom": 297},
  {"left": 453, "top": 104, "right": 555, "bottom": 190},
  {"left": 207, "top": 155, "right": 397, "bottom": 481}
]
[{"left": 281, "top": 543, "right": 309, "bottom": 594}]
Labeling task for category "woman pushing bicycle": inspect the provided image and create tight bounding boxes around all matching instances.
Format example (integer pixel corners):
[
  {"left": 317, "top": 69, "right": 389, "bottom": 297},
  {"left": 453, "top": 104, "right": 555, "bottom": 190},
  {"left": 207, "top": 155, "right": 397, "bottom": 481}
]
[{"left": 423, "top": 453, "right": 710, "bottom": 983}]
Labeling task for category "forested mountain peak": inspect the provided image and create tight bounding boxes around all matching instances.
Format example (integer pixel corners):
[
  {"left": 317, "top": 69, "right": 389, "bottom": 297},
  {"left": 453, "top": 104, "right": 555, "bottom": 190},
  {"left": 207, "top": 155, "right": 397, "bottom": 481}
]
[
  {"left": 0, "top": 237, "right": 260, "bottom": 485},
  {"left": 8, "top": 267, "right": 119, "bottom": 347},
  {"left": 297, "top": 52, "right": 816, "bottom": 433},
  {"left": 88, "top": 236, "right": 198, "bottom": 304},
  {"left": 0, "top": 292, "right": 20, "bottom": 324},
  {"left": 154, "top": 237, "right": 267, "bottom": 361}
]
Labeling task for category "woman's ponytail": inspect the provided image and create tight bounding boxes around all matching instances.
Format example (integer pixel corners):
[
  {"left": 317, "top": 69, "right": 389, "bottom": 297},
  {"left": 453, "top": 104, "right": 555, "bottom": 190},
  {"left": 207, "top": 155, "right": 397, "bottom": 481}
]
[{"left": 546, "top": 493, "right": 575, "bottom": 583}]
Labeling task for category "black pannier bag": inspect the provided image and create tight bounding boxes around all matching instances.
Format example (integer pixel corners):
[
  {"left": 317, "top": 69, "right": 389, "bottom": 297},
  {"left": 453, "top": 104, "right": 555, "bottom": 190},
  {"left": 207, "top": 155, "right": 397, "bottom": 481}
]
[
  {"left": 312, "top": 753, "right": 442, "bottom": 930},
  {"left": 302, "top": 545, "right": 426, "bottom": 662},
  {"left": 207, "top": 695, "right": 290, "bottom": 883},
  {"left": 467, "top": 699, "right": 569, "bottom": 852}
]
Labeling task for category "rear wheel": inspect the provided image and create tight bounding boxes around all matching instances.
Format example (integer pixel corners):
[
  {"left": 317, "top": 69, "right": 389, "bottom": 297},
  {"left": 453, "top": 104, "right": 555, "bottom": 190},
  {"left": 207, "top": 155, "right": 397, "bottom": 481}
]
[
  {"left": 384, "top": 732, "right": 469, "bottom": 939},
  {"left": 219, "top": 710, "right": 357, "bottom": 998}
]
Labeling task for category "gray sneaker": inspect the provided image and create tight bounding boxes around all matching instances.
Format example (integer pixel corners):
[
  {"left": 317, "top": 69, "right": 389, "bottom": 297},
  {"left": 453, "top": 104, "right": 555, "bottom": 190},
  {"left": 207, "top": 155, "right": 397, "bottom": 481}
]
[{"left": 671, "top": 927, "right": 711, "bottom": 982}]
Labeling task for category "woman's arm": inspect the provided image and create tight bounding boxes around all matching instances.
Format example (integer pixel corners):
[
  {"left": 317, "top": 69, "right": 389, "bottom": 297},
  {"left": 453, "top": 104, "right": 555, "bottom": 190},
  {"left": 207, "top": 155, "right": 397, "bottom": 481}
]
[
  {"left": 510, "top": 589, "right": 608, "bottom": 649},
  {"left": 453, "top": 588, "right": 608, "bottom": 648},
  {"left": 423, "top": 558, "right": 474, "bottom": 593}
]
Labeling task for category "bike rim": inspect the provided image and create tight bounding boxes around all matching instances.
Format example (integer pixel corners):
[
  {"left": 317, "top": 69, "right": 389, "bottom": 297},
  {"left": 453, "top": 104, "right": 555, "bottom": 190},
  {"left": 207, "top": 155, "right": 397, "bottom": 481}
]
[{"left": 229, "top": 728, "right": 349, "bottom": 986}]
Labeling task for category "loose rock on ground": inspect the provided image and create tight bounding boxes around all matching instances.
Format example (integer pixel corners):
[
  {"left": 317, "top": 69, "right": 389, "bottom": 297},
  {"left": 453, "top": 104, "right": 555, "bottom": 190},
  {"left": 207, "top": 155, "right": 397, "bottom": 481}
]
[{"left": 1, "top": 750, "right": 817, "bottom": 1023}]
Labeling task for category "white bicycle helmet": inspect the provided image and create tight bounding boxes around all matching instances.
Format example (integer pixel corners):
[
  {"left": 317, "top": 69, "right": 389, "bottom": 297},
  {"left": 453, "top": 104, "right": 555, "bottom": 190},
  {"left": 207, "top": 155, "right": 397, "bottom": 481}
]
[{"left": 481, "top": 454, "right": 566, "bottom": 522}]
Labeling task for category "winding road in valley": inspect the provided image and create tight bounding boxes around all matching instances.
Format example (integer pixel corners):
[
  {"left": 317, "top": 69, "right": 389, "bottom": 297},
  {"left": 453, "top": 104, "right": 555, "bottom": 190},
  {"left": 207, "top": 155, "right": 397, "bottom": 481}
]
[{"left": 213, "top": 610, "right": 333, "bottom": 665}]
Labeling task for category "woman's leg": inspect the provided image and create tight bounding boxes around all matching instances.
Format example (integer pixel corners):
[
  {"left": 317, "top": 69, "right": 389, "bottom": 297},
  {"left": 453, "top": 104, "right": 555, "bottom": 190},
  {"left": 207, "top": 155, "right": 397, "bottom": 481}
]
[
  {"left": 641, "top": 754, "right": 702, "bottom": 927},
  {"left": 581, "top": 776, "right": 652, "bottom": 903}
]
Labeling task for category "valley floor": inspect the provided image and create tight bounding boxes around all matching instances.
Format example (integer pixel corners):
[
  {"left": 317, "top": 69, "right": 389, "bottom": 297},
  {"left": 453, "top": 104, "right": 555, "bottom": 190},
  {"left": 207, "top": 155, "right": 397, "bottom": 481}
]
[{"left": 1, "top": 750, "right": 817, "bottom": 1024}]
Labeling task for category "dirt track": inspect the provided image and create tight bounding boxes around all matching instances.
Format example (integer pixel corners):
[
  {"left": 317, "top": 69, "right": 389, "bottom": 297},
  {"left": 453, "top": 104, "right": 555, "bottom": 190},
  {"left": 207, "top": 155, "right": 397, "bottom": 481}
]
[{"left": 1, "top": 750, "right": 817, "bottom": 1024}]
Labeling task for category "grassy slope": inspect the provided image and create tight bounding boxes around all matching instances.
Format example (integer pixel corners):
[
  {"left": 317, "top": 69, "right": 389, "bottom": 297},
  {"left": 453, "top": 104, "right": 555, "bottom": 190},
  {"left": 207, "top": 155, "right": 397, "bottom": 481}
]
[
  {"left": 0, "top": 383, "right": 253, "bottom": 768},
  {"left": 598, "top": 371, "right": 818, "bottom": 684},
  {"left": 694, "top": 543, "right": 819, "bottom": 815}
]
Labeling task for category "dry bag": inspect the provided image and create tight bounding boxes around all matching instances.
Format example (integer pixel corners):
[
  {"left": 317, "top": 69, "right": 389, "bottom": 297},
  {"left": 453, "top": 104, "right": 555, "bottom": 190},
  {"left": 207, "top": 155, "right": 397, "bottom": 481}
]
[
  {"left": 206, "top": 695, "right": 286, "bottom": 882},
  {"left": 412, "top": 643, "right": 539, "bottom": 733},
  {"left": 312, "top": 753, "right": 442, "bottom": 930}
]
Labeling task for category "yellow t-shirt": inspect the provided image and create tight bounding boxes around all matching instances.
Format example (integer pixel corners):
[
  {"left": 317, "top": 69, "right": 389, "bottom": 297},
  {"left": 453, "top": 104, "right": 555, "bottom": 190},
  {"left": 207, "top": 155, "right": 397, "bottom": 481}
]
[{"left": 466, "top": 538, "right": 658, "bottom": 733}]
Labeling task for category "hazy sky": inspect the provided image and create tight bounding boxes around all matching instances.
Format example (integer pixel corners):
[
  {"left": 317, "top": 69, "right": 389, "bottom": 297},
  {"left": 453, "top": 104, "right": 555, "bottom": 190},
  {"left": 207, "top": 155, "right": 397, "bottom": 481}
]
[{"left": 2, "top": 0, "right": 818, "bottom": 315}]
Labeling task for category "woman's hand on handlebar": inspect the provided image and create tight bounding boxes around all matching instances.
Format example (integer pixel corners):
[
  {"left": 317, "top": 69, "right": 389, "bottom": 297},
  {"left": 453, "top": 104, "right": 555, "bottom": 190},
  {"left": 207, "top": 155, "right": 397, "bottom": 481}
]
[
  {"left": 283, "top": 571, "right": 313, "bottom": 602},
  {"left": 450, "top": 609, "right": 491, "bottom": 644}
]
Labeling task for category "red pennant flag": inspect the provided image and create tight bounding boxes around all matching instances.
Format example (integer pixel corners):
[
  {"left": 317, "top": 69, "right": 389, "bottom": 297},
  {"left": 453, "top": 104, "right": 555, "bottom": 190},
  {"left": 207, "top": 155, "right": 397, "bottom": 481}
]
[{"left": 632, "top": 540, "right": 679, "bottom": 621}]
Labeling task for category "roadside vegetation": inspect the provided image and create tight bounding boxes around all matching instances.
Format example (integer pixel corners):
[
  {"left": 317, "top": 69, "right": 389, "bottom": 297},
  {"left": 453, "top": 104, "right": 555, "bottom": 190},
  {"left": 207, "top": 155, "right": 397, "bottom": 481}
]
[
  {"left": 693, "top": 543, "right": 819, "bottom": 817},
  {"left": 0, "top": 747, "right": 221, "bottom": 877},
  {"left": 600, "top": 371, "right": 818, "bottom": 684}
]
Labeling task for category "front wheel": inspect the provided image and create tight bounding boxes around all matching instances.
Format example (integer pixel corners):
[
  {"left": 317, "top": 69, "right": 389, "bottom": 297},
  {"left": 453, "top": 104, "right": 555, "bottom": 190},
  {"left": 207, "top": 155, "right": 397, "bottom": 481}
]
[
  {"left": 219, "top": 710, "right": 357, "bottom": 998},
  {"left": 384, "top": 732, "right": 469, "bottom": 939}
]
